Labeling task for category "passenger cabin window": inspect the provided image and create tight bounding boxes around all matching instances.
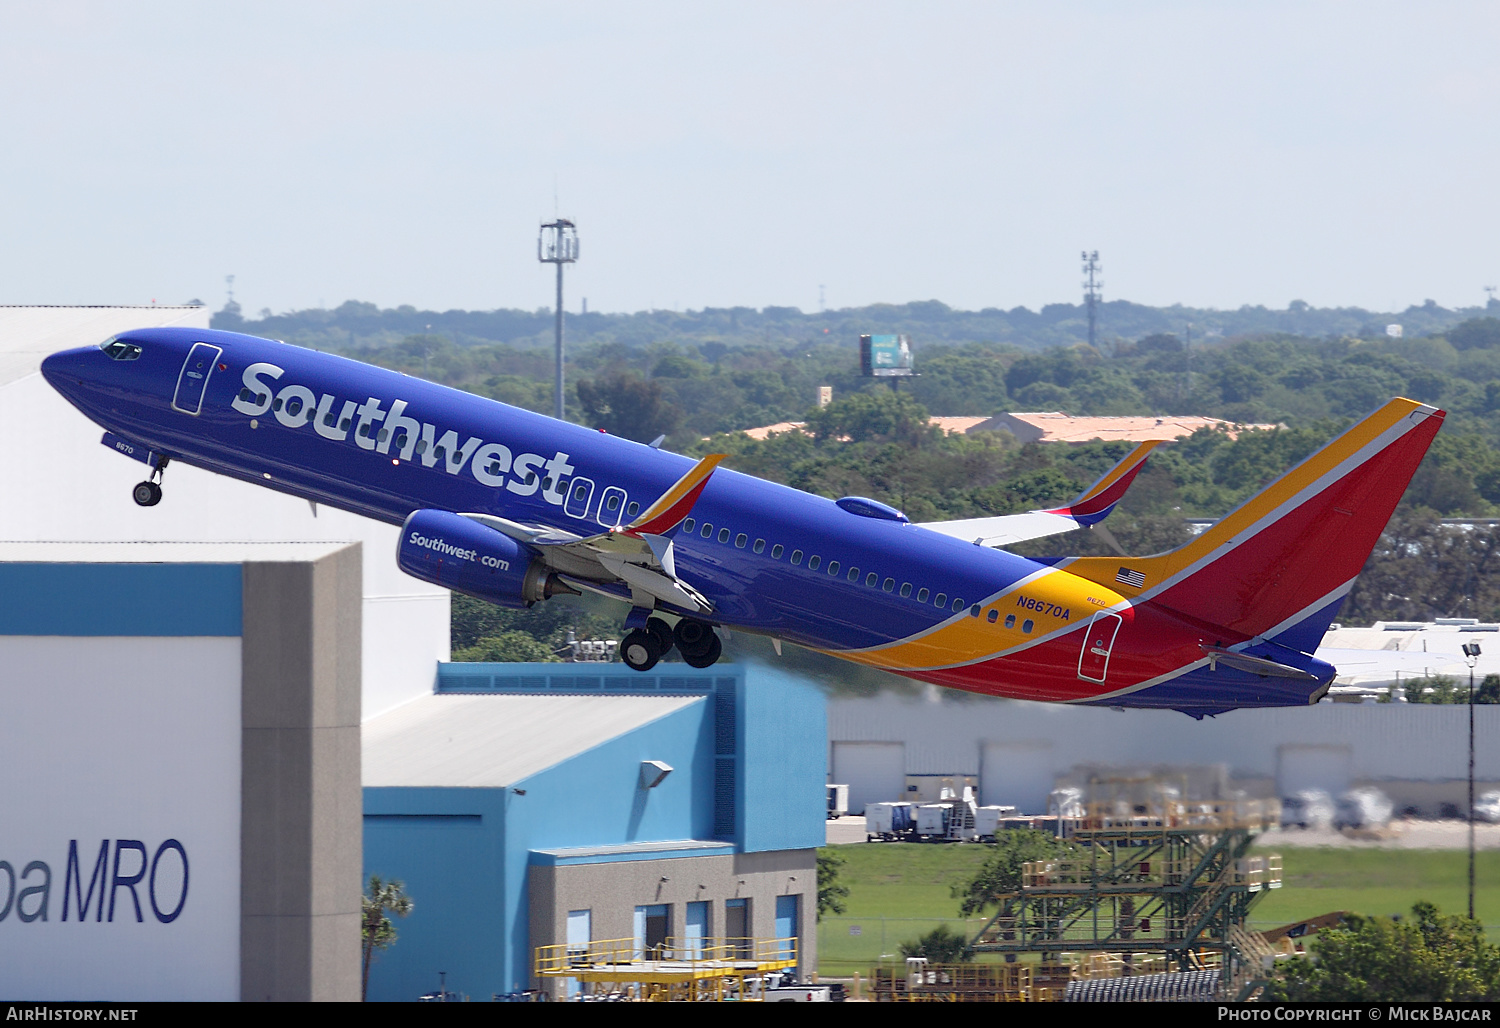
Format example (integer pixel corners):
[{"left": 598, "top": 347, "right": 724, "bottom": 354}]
[
  {"left": 883, "top": 578, "right": 895, "bottom": 592},
  {"left": 701, "top": 523, "right": 713, "bottom": 538},
  {"left": 718, "top": 528, "right": 731, "bottom": 543},
  {"left": 827, "top": 561, "right": 840, "bottom": 576},
  {"left": 627, "top": 502, "right": 640, "bottom": 516},
  {"left": 954, "top": 599, "right": 966, "bottom": 613},
  {"left": 847, "top": 567, "right": 860, "bottom": 582},
  {"left": 1005, "top": 614, "right": 1016, "bottom": 629},
  {"left": 753, "top": 539, "right": 765, "bottom": 554},
  {"left": 934, "top": 593, "right": 946, "bottom": 607},
  {"left": 867, "top": 573, "right": 879, "bottom": 588},
  {"left": 987, "top": 609, "right": 999, "bottom": 623},
  {"left": 900, "top": 583, "right": 912, "bottom": 597},
  {"left": 608, "top": 495, "right": 621, "bottom": 511},
  {"left": 771, "top": 544, "right": 784, "bottom": 558},
  {"left": 683, "top": 518, "right": 695, "bottom": 532},
  {"left": 790, "top": 549, "right": 803, "bottom": 565},
  {"left": 917, "top": 588, "right": 929, "bottom": 602},
  {"left": 735, "top": 533, "right": 748, "bottom": 548},
  {"left": 1022, "top": 619, "right": 1034, "bottom": 633},
  {"left": 808, "top": 556, "right": 821, "bottom": 570}
]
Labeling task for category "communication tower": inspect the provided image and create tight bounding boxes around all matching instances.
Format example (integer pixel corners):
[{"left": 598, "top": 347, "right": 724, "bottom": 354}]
[
  {"left": 1082, "top": 251, "right": 1102, "bottom": 349},
  {"left": 538, "top": 219, "right": 579, "bottom": 421}
]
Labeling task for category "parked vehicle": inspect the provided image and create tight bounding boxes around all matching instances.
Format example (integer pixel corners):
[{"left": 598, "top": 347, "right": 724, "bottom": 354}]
[{"left": 864, "top": 801, "right": 916, "bottom": 841}]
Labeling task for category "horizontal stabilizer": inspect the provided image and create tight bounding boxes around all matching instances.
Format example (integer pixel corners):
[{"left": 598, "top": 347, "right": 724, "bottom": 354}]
[{"left": 916, "top": 440, "right": 1157, "bottom": 547}]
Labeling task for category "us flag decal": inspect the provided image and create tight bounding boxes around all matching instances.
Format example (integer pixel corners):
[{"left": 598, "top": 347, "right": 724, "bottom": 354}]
[{"left": 1115, "top": 567, "right": 1146, "bottom": 588}]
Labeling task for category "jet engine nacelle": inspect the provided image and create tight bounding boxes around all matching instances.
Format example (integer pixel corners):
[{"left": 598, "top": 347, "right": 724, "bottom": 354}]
[{"left": 397, "top": 508, "right": 566, "bottom": 609}]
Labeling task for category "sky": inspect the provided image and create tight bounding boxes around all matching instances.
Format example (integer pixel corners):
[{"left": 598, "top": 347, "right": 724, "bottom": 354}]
[{"left": 3, "top": 1, "right": 1499, "bottom": 316}]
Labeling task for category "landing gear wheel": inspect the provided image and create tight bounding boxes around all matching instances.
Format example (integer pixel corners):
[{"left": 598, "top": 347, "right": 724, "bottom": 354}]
[
  {"left": 681, "top": 631, "right": 722, "bottom": 669},
  {"left": 621, "top": 629, "right": 662, "bottom": 672},
  {"left": 132, "top": 481, "right": 162, "bottom": 507},
  {"left": 673, "top": 618, "right": 716, "bottom": 658},
  {"left": 645, "top": 617, "right": 675, "bottom": 655}
]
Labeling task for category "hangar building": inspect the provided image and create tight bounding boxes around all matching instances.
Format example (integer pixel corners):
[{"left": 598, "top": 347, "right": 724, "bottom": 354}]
[
  {"left": 0, "top": 306, "right": 448, "bottom": 720},
  {"left": 830, "top": 690, "right": 1500, "bottom": 817},
  {"left": 362, "top": 662, "right": 827, "bottom": 1001}
]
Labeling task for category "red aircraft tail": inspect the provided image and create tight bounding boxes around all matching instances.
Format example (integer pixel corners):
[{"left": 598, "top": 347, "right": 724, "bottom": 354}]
[{"left": 1063, "top": 398, "right": 1443, "bottom": 651}]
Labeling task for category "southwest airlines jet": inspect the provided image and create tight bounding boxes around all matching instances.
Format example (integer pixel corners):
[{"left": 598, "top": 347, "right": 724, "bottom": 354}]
[{"left": 42, "top": 328, "right": 1443, "bottom": 716}]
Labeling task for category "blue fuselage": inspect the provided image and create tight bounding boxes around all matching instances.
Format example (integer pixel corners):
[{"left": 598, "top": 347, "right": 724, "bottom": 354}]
[{"left": 42, "top": 327, "right": 1037, "bottom": 655}]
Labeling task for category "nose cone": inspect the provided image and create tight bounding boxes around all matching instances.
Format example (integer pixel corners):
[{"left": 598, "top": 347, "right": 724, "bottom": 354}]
[
  {"left": 42, "top": 345, "right": 121, "bottom": 418},
  {"left": 42, "top": 345, "right": 97, "bottom": 392}
]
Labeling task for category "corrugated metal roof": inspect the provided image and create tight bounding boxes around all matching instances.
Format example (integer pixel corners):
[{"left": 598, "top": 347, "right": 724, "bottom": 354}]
[
  {"left": 363, "top": 692, "right": 703, "bottom": 788},
  {"left": 0, "top": 305, "right": 209, "bottom": 387},
  {"left": 995, "top": 411, "right": 1279, "bottom": 444}
]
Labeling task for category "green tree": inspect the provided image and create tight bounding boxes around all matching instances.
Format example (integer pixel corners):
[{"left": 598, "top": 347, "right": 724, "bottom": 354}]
[
  {"left": 576, "top": 370, "right": 683, "bottom": 442},
  {"left": 816, "top": 848, "right": 850, "bottom": 921},
  {"left": 898, "top": 924, "right": 972, "bottom": 963},
  {"left": 1269, "top": 902, "right": 1500, "bottom": 1001},
  {"left": 452, "top": 630, "right": 561, "bottom": 663},
  {"left": 362, "top": 875, "right": 413, "bottom": 1001},
  {"left": 952, "top": 829, "right": 1079, "bottom": 917}
]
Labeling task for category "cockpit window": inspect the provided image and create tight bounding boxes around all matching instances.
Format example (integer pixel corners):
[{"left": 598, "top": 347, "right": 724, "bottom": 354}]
[{"left": 99, "top": 338, "right": 142, "bottom": 361}]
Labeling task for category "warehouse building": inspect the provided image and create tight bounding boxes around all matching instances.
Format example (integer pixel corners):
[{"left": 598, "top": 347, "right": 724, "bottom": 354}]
[
  {"left": 362, "top": 662, "right": 827, "bottom": 1001},
  {"left": 830, "top": 689, "right": 1500, "bottom": 817}
]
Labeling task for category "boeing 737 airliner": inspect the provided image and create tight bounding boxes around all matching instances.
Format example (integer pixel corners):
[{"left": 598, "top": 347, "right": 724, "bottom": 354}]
[{"left": 42, "top": 327, "right": 1443, "bottom": 715}]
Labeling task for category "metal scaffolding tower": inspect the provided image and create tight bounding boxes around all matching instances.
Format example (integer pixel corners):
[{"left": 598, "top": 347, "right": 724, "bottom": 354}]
[{"left": 968, "top": 775, "right": 1282, "bottom": 998}]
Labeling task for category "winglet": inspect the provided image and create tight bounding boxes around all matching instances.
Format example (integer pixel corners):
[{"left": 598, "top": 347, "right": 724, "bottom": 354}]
[
  {"left": 1045, "top": 440, "right": 1158, "bottom": 525},
  {"left": 624, "top": 454, "right": 727, "bottom": 536}
]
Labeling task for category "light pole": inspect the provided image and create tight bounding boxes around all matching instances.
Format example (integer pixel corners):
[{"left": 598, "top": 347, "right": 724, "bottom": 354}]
[
  {"left": 538, "top": 219, "right": 579, "bottom": 421},
  {"left": 1463, "top": 640, "right": 1482, "bottom": 921}
]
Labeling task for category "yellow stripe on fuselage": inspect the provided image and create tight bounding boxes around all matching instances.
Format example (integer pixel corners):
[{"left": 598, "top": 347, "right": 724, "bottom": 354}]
[
  {"left": 1062, "top": 397, "right": 1426, "bottom": 597},
  {"left": 832, "top": 566, "right": 1127, "bottom": 671}
]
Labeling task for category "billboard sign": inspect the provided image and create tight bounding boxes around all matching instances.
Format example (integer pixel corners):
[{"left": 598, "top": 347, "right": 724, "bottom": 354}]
[{"left": 860, "top": 335, "right": 914, "bottom": 377}]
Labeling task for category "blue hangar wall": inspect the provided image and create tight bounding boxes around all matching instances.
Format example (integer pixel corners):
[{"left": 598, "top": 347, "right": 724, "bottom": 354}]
[{"left": 362, "top": 662, "right": 827, "bottom": 1001}]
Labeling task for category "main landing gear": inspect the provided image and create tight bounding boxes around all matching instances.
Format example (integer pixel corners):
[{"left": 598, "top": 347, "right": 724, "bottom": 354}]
[
  {"left": 132, "top": 457, "right": 169, "bottom": 507},
  {"left": 620, "top": 616, "right": 723, "bottom": 672}
]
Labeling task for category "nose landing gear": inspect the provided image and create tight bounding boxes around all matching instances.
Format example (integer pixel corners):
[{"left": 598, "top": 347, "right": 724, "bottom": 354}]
[{"left": 132, "top": 456, "right": 170, "bottom": 507}]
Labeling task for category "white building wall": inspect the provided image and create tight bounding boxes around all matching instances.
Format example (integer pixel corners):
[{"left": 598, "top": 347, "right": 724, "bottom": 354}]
[
  {"left": 1, "top": 636, "right": 242, "bottom": 1000},
  {"left": 830, "top": 693, "right": 1500, "bottom": 812},
  {"left": 0, "top": 309, "right": 448, "bottom": 719}
]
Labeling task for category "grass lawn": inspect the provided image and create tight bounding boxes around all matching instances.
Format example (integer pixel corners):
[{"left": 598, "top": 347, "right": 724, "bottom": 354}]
[
  {"left": 1248, "top": 847, "right": 1500, "bottom": 935},
  {"left": 816, "top": 842, "right": 1500, "bottom": 977}
]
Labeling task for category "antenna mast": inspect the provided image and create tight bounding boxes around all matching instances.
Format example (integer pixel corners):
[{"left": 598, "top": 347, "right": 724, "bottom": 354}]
[
  {"left": 538, "top": 219, "right": 579, "bottom": 421},
  {"left": 1082, "top": 251, "right": 1102, "bottom": 350}
]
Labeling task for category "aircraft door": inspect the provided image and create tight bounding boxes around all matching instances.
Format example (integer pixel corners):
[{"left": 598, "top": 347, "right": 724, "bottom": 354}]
[
  {"left": 596, "top": 486, "right": 628, "bottom": 528},
  {"left": 1077, "top": 612, "right": 1123, "bottom": 683},
  {"left": 172, "top": 342, "right": 222, "bottom": 415},
  {"left": 564, "top": 476, "right": 595, "bottom": 519}
]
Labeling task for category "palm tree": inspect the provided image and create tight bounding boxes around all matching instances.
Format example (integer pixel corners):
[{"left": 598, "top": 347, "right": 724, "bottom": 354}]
[{"left": 362, "top": 874, "right": 413, "bottom": 1001}]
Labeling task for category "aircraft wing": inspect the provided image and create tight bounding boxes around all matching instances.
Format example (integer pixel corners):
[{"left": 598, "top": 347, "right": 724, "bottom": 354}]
[
  {"left": 914, "top": 440, "right": 1158, "bottom": 547},
  {"left": 461, "top": 453, "right": 727, "bottom": 613}
]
